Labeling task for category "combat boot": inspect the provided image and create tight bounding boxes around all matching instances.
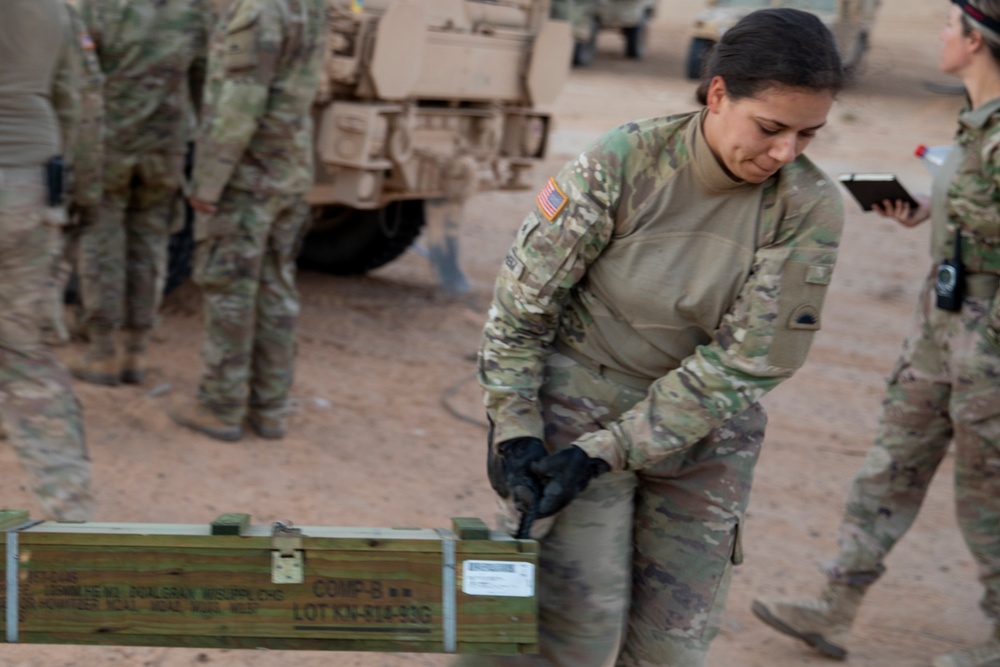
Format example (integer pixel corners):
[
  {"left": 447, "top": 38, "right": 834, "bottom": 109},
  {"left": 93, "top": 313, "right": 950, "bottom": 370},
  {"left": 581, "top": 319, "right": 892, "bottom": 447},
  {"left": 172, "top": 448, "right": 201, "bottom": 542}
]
[
  {"left": 751, "top": 582, "right": 867, "bottom": 660},
  {"left": 168, "top": 399, "right": 242, "bottom": 442},
  {"left": 247, "top": 412, "right": 286, "bottom": 440},
  {"left": 69, "top": 329, "right": 120, "bottom": 386},
  {"left": 932, "top": 626, "right": 1000, "bottom": 667},
  {"left": 120, "top": 328, "right": 150, "bottom": 384}
]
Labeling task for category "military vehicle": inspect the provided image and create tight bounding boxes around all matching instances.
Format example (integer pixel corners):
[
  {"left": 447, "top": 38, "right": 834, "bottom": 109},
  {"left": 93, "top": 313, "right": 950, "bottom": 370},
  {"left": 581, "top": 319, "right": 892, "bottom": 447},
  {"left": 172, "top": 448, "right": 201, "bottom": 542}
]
[
  {"left": 162, "top": 0, "right": 572, "bottom": 295},
  {"left": 295, "top": 0, "right": 572, "bottom": 292},
  {"left": 684, "top": 0, "right": 881, "bottom": 81},
  {"left": 554, "top": 0, "right": 661, "bottom": 67}
]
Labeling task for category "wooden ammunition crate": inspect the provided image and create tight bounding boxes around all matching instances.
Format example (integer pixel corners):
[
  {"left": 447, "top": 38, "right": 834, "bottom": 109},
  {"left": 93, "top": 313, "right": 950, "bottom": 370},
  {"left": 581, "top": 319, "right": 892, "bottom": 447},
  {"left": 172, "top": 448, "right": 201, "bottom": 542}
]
[{"left": 0, "top": 511, "right": 537, "bottom": 655}]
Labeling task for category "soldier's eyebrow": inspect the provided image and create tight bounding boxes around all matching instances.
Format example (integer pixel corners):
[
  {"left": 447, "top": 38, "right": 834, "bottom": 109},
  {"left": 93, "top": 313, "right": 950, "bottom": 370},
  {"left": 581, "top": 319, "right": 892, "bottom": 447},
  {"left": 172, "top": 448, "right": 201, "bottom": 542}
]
[{"left": 756, "top": 116, "right": 827, "bottom": 131}]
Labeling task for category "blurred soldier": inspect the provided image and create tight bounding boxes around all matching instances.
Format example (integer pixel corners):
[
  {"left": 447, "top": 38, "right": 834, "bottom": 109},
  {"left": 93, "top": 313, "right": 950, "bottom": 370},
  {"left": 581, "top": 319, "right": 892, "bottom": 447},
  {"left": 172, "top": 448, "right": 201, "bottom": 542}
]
[
  {"left": 71, "top": 0, "right": 211, "bottom": 386},
  {"left": 40, "top": 0, "right": 106, "bottom": 347},
  {"left": 0, "top": 0, "right": 95, "bottom": 521},
  {"left": 168, "top": 0, "right": 326, "bottom": 441}
]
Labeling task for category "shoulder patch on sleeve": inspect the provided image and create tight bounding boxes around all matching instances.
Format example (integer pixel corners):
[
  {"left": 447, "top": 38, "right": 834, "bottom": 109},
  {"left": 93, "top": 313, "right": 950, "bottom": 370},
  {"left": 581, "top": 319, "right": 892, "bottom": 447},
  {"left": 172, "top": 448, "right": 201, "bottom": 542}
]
[
  {"left": 788, "top": 304, "right": 821, "bottom": 330},
  {"left": 536, "top": 178, "right": 568, "bottom": 221},
  {"left": 503, "top": 249, "right": 525, "bottom": 280}
]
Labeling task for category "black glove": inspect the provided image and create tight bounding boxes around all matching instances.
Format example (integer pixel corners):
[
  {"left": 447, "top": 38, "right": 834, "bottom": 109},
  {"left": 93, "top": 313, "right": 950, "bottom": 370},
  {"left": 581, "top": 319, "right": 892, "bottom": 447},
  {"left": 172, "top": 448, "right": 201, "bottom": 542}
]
[
  {"left": 531, "top": 445, "right": 610, "bottom": 518},
  {"left": 487, "top": 436, "right": 548, "bottom": 514}
]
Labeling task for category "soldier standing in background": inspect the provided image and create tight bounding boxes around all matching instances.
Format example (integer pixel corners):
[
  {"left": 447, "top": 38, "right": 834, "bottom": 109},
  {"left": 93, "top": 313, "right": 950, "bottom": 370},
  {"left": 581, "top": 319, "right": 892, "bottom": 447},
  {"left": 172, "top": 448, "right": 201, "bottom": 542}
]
[
  {"left": 0, "top": 0, "right": 95, "bottom": 521},
  {"left": 752, "top": 2, "right": 1000, "bottom": 666},
  {"left": 39, "top": 0, "right": 106, "bottom": 348},
  {"left": 167, "top": 0, "right": 326, "bottom": 441},
  {"left": 70, "top": 0, "right": 211, "bottom": 386}
]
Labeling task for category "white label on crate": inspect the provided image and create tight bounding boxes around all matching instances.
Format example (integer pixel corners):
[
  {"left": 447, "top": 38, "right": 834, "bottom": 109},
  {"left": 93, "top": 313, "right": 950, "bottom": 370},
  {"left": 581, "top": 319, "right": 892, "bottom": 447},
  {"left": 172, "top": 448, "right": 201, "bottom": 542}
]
[{"left": 461, "top": 560, "right": 535, "bottom": 597}]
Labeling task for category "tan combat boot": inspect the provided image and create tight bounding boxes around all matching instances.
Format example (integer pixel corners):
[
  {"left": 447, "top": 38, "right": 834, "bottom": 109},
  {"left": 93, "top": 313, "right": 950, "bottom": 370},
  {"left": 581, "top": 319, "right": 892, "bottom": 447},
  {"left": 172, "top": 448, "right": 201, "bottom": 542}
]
[
  {"left": 932, "top": 626, "right": 1000, "bottom": 667},
  {"left": 248, "top": 412, "right": 286, "bottom": 440},
  {"left": 120, "top": 328, "right": 150, "bottom": 384},
  {"left": 751, "top": 582, "right": 867, "bottom": 660},
  {"left": 168, "top": 399, "right": 242, "bottom": 442},
  {"left": 69, "top": 329, "right": 120, "bottom": 386}
]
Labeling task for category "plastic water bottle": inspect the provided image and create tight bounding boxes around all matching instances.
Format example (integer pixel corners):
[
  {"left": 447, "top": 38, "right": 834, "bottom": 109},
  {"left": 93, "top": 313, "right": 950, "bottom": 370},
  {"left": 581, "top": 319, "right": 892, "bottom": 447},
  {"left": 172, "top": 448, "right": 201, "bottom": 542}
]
[{"left": 914, "top": 144, "right": 951, "bottom": 175}]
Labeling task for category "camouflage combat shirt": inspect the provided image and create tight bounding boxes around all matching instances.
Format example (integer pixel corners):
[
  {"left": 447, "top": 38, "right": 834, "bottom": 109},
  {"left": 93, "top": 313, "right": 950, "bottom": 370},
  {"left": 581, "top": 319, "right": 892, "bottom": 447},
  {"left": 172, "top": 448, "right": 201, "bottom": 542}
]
[
  {"left": 930, "top": 96, "right": 1000, "bottom": 274},
  {"left": 191, "top": 0, "right": 326, "bottom": 202},
  {"left": 78, "top": 0, "right": 211, "bottom": 156},
  {"left": 0, "top": 0, "right": 78, "bottom": 167},
  {"left": 65, "top": 0, "right": 104, "bottom": 207},
  {"left": 480, "top": 111, "right": 845, "bottom": 472}
]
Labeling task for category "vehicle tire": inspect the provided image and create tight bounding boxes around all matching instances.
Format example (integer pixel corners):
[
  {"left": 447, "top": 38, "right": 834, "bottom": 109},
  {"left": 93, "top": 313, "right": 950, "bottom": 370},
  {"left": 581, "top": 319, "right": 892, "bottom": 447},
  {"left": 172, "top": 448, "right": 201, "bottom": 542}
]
[
  {"left": 623, "top": 13, "right": 649, "bottom": 60},
  {"left": 572, "top": 17, "right": 599, "bottom": 67},
  {"left": 297, "top": 200, "right": 426, "bottom": 275},
  {"left": 685, "top": 37, "right": 714, "bottom": 80}
]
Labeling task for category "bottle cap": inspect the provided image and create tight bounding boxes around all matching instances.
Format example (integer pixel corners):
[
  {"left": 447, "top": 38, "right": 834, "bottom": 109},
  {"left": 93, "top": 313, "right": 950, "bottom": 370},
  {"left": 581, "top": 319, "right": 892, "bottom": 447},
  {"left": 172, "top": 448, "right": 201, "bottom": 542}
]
[{"left": 915, "top": 144, "right": 928, "bottom": 157}]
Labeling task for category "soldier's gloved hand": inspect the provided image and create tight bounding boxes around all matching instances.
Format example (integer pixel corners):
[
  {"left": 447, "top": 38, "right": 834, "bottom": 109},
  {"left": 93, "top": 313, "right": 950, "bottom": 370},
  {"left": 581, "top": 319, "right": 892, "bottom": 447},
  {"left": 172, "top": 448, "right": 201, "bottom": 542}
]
[
  {"left": 531, "top": 445, "right": 610, "bottom": 518},
  {"left": 487, "top": 436, "right": 548, "bottom": 514}
]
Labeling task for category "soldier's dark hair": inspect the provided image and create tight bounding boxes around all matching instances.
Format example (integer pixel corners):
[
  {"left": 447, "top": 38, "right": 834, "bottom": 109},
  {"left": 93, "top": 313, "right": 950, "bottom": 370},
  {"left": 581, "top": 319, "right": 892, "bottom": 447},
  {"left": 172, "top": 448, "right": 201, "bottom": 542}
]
[{"left": 695, "top": 8, "right": 844, "bottom": 105}]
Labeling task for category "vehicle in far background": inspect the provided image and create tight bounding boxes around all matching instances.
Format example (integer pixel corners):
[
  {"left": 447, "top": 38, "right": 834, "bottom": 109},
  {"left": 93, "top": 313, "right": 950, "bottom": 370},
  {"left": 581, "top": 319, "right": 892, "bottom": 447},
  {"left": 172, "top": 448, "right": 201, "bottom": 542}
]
[
  {"left": 685, "top": 0, "right": 881, "bottom": 81},
  {"left": 553, "top": 0, "right": 662, "bottom": 67}
]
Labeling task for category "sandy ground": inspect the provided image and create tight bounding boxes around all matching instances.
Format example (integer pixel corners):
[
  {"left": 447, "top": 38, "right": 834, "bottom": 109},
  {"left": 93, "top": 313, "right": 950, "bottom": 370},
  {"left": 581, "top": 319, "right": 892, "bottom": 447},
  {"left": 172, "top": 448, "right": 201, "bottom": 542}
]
[{"left": 0, "top": 1, "right": 989, "bottom": 665}]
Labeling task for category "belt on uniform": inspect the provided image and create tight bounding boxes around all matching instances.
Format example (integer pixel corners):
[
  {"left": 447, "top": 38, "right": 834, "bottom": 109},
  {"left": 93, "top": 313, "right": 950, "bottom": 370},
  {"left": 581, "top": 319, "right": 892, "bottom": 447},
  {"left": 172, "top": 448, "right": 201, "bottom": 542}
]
[
  {"left": 966, "top": 272, "right": 999, "bottom": 299},
  {"left": 553, "top": 339, "right": 654, "bottom": 392}
]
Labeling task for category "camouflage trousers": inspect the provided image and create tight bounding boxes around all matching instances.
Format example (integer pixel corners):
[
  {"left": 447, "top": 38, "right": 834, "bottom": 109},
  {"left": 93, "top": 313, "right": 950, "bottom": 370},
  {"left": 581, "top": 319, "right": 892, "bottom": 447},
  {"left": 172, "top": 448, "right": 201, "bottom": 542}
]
[
  {"left": 827, "top": 272, "right": 1000, "bottom": 622},
  {"left": 0, "top": 165, "right": 94, "bottom": 521},
  {"left": 192, "top": 188, "right": 311, "bottom": 425},
  {"left": 77, "top": 150, "right": 184, "bottom": 332},
  {"left": 458, "top": 351, "right": 766, "bottom": 667}
]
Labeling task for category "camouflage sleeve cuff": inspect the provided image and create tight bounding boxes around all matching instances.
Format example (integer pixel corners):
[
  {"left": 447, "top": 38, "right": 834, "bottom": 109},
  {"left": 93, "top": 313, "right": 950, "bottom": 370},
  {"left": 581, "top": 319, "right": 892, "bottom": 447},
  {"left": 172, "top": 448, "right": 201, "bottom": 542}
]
[
  {"left": 192, "top": 156, "right": 237, "bottom": 203},
  {"left": 574, "top": 428, "right": 626, "bottom": 472}
]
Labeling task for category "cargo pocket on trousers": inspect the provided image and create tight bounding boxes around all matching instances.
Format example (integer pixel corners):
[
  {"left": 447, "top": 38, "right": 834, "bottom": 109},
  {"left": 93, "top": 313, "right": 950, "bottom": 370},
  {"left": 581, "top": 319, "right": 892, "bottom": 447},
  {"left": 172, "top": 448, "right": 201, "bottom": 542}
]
[{"left": 952, "top": 386, "right": 1000, "bottom": 471}]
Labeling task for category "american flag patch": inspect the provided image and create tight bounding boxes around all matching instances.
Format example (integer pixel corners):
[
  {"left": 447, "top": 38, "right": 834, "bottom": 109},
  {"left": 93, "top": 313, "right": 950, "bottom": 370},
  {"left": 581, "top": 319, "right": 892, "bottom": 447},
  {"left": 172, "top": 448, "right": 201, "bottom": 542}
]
[
  {"left": 79, "top": 33, "right": 95, "bottom": 51},
  {"left": 536, "top": 178, "right": 567, "bottom": 221}
]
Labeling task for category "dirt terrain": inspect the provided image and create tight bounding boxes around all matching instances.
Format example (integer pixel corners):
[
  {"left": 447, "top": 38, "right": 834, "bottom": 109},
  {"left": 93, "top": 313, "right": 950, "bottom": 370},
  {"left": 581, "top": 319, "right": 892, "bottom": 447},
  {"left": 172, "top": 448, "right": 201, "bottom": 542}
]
[{"left": 0, "top": 1, "right": 986, "bottom": 665}]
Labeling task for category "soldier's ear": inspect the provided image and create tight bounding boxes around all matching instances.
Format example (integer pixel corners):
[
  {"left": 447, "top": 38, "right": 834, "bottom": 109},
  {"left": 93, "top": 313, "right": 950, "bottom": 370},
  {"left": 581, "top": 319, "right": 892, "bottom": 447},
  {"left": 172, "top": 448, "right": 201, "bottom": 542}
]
[{"left": 705, "top": 76, "right": 728, "bottom": 114}]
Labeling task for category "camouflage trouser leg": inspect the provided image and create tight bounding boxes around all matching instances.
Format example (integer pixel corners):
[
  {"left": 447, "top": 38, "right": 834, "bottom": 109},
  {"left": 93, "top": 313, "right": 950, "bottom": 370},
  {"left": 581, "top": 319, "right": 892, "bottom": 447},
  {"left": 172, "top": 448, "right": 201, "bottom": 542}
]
[
  {"left": 0, "top": 167, "right": 93, "bottom": 521},
  {"left": 39, "top": 225, "right": 69, "bottom": 342},
  {"left": 949, "top": 295, "right": 1000, "bottom": 623},
  {"left": 193, "top": 189, "right": 310, "bottom": 423},
  {"left": 826, "top": 278, "right": 984, "bottom": 589},
  {"left": 79, "top": 151, "right": 181, "bottom": 332},
  {"left": 457, "top": 352, "right": 766, "bottom": 667}
]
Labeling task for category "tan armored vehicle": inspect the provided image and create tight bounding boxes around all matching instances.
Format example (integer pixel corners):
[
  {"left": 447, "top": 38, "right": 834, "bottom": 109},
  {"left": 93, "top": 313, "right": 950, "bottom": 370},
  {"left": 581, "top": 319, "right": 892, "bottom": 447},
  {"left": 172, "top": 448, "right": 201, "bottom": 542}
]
[
  {"left": 553, "top": 0, "right": 660, "bottom": 67},
  {"left": 162, "top": 0, "right": 572, "bottom": 294},
  {"left": 685, "top": 0, "right": 880, "bottom": 80},
  {"left": 296, "top": 0, "right": 573, "bottom": 291}
]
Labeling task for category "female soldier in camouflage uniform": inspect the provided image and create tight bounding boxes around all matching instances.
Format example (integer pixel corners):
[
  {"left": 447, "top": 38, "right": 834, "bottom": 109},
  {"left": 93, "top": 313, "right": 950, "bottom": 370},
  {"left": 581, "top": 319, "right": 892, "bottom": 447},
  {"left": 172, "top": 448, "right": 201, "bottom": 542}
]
[
  {"left": 752, "top": 3, "right": 1000, "bottom": 666},
  {"left": 464, "top": 9, "right": 845, "bottom": 667}
]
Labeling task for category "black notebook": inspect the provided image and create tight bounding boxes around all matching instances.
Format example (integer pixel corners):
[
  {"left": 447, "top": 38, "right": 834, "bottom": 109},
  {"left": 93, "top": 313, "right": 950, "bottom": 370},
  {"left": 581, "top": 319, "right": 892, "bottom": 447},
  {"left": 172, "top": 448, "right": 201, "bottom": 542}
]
[{"left": 838, "top": 173, "right": 918, "bottom": 212}]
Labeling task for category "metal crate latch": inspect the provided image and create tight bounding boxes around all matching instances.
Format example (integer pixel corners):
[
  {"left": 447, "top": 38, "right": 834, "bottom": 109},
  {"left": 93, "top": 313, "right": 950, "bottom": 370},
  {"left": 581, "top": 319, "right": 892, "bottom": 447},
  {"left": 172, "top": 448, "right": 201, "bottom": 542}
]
[{"left": 271, "top": 521, "right": 304, "bottom": 584}]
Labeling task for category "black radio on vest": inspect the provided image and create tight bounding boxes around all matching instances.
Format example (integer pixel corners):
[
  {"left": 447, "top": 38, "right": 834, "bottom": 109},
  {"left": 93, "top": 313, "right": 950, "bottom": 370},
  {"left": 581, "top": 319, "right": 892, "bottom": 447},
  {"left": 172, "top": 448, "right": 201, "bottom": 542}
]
[{"left": 935, "top": 226, "right": 964, "bottom": 312}]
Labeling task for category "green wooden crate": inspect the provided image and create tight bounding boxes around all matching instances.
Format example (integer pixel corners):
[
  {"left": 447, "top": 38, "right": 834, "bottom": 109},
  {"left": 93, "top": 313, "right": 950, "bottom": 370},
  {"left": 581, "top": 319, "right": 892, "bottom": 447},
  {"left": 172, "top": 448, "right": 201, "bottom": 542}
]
[{"left": 0, "top": 511, "right": 537, "bottom": 655}]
